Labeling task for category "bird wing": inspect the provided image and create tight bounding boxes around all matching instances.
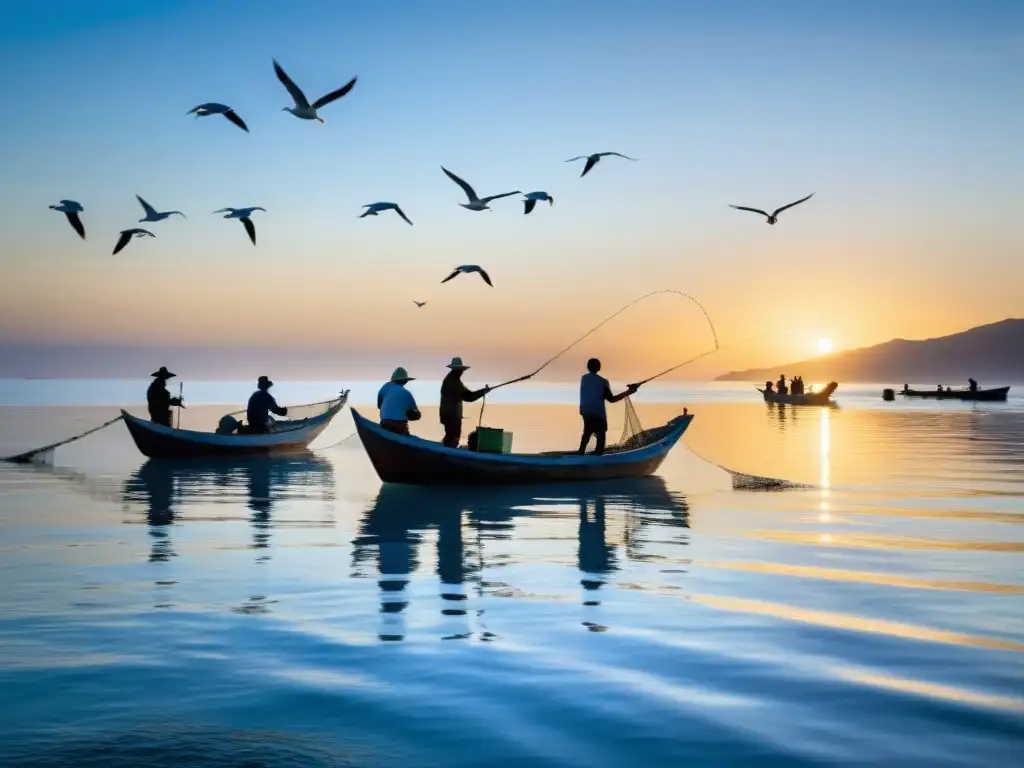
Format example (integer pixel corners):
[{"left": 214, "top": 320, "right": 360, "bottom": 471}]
[
  {"left": 311, "top": 76, "right": 357, "bottom": 109},
  {"left": 601, "top": 152, "right": 638, "bottom": 161},
  {"left": 212, "top": 208, "right": 234, "bottom": 214},
  {"left": 564, "top": 156, "right": 588, "bottom": 162},
  {"left": 771, "top": 193, "right": 814, "bottom": 217},
  {"left": 112, "top": 231, "right": 132, "bottom": 254},
  {"left": 273, "top": 60, "right": 310, "bottom": 108},
  {"left": 66, "top": 212, "right": 85, "bottom": 239},
  {"left": 250, "top": 207, "right": 267, "bottom": 213},
  {"left": 241, "top": 217, "right": 256, "bottom": 245},
  {"left": 224, "top": 110, "right": 249, "bottom": 132},
  {"left": 524, "top": 198, "right": 537, "bottom": 215},
  {"left": 477, "top": 268, "right": 493, "bottom": 287},
  {"left": 729, "top": 205, "right": 770, "bottom": 217},
  {"left": 441, "top": 269, "right": 462, "bottom": 283},
  {"left": 393, "top": 205, "right": 413, "bottom": 226},
  {"left": 136, "top": 195, "right": 158, "bottom": 217},
  {"left": 481, "top": 191, "right": 521, "bottom": 204},
  {"left": 441, "top": 166, "right": 479, "bottom": 202},
  {"left": 414, "top": 301, "right": 426, "bottom": 307},
  {"left": 170, "top": 211, "right": 187, "bottom": 219},
  {"left": 580, "top": 157, "right": 598, "bottom": 177}
]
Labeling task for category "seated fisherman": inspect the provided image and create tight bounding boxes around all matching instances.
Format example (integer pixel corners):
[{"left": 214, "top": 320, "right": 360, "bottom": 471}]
[
  {"left": 776, "top": 375, "right": 788, "bottom": 395},
  {"left": 440, "top": 357, "right": 490, "bottom": 448},
  {"left": 147, "top": 366, "right": 182, "bottom": 427},
  {"left": 378, "top": 367, "right": 421, "bottom": 435},
  {"left": 578, "top": 358, "right": 639, "bottom": 456},
  {"left": 247, "top": 375, "right": 288, "bottom": 433}
]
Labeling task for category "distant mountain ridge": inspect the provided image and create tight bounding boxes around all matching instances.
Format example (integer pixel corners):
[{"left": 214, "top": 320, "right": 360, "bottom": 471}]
[{"left": 716, "top": 319, "right": 1024, "bottom": 384}]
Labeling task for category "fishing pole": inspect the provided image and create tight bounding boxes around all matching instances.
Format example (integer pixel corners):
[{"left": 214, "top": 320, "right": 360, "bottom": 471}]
[{"left": 176, "top": 382, "right": 184, "bottom": 429}]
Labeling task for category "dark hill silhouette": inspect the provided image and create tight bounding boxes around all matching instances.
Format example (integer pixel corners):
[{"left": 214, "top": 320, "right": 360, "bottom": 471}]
[{"left": 716, "top": 319, "right": 1024, "bottom": 383}]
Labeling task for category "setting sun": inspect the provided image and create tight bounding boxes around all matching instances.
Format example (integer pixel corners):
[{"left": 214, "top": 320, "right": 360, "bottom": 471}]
[{"left": 817, "top": 337, "right": 834, "bottom": 354}]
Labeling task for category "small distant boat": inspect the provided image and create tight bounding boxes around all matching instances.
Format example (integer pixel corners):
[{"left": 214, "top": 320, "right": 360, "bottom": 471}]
[
  {"left": 898, "top": 386, "right": 1010, "bottom": 402},
  {"left": 351, "top": 408, "right": 693, "bottom": 486},
  {"left": 758, "top": 381, "right": 838, "bottom": 406},
  {"left": 122, "top": 394, "right": 348, "bottom": 459}
]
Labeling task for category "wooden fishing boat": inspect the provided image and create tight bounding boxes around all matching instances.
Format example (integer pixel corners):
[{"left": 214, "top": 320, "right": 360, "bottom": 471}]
[
  {"left": 122, "top": 394, "right": 347, "bottom": 459},
  {"left": 898, "top": 386, "right": 1010, "bottom": 402},
  {"left": 351, "top": 408, "right": 693, "bottom": 486},
  {"left": 758, "top": 381, "right": 838, "bottom": 406}
]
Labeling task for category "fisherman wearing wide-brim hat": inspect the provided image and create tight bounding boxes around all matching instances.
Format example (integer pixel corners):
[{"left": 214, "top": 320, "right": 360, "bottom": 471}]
[
  {"left": 377, "top": 367, "right": 422, "bottom": 436},
  {"left": 146, "top": 366, "right": 183, "bottom": 427},
  {"left": 246, "top": 375, "right": 289, "bottom": 434},
  {"left": 439, "top": 357, "right": 490, "bottom": 448}
]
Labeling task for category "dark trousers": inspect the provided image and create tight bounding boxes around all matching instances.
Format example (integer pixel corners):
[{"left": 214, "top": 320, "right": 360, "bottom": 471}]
[
  {"left": 442, "top": 420, "right": 462, "bottom": 448},
  {"left": 579, "top": 416, "right": 608, "bottom": 455},
  {"left": 381, "top": 419, "right": 410, "bottom": 436},
  {"left": 149, "top": 408, "right": 172, "bottom": 427}
]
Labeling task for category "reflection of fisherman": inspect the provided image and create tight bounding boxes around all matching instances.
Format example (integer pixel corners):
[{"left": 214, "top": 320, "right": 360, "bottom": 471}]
[
  {"left": 439, "top": 357, "right": 490, "bottom": 448},
  {"left": 246, "top": 376, "right": 288, "bottom": 434},
  {"left": 147, "top": 367, "right": 182, "bottom": 427}
]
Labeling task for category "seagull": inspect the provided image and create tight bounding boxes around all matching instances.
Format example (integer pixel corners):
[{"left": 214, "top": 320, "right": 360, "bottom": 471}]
[
  {"left": 442, "top": 265, "right": 493, "bottom": 287},
  {"left": 441, "top": 167, "right": 520, "bottom": 211},
  {"left": 565, "top": 152, "right": 637, "bottom": 178},
  {"left": 729, "top": 193, "right": 814, "bottom": 225},
  {"left": 186, "top": 103, "right": 249, "bottom": 132},
  {"left": 360, "top": 202, "right": 413, "bottom": 225},
  {"left": 523, "top": 191, "right": 554, "bottom": 215},
  {"left": 112, "top": 228, "right": 155, "bottom": 255},
  {"left": 49, "top": 200, "right": 85, "bottom": 239},
  {"left": 213, "top": 207, "right": 266, "bottom": 246},
  {"left": 414, "top": 301, "right": 427, "bottom": 308},
  {"left": 136, "top": 195, "right": 186, "bottom": 222},
  {"left": 274, "top": 59, "right": 357, "bottom": 123}
]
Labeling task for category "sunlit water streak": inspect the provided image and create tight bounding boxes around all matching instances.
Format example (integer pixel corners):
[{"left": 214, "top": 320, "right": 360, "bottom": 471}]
[{"left": 0, "top": 382, "right": 1022, "bottom": 766}]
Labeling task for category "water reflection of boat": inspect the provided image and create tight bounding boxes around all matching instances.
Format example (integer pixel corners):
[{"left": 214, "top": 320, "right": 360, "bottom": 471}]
[
  {"left": 351, "top": 477, "right": 689, "bottom": 641},
  {"left": 351, "top": 408, "right": 693, "bottom": 485},
  {"left": 122, "top": 451, "right": 335, "bottom": 561}
]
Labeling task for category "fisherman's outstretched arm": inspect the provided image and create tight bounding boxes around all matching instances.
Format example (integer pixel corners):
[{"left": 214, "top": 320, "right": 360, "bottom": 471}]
[
  {"left": 605, "top": 383, "right": 639, "bottom": 404},
  {"left": 463, "top": 385, "right": 491, "bottom": 403}
]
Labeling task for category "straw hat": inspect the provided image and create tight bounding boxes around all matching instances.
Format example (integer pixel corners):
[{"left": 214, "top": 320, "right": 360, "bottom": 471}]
[
  {"left": 390, "top": 367, "right": 415, "bottom": 383},
  {"left": 151, "top": 366, "right": 176, "bottom": 379},
  {"left": 446, "top": 357, "right": 469, "bottom": 370}
]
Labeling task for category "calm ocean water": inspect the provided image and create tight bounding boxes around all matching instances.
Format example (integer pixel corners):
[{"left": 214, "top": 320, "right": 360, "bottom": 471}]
[{"left": 0, "top": 381, "right": 1021, "bottom": 766}]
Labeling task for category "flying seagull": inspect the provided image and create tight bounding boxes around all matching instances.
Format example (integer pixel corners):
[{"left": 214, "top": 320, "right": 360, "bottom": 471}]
[
  {"left": 186, "top": 103, "right": 249, "bottom": 132},
  {"left": 49, "top": 200, "right": 85, "bottom": 239},
  {"left": 565, "top": 152, "right": 637, "bottom": 178},
  {"left": 442, "top": 265, "right": 493, "bottom": 287},
  {"left": 729, "top": 193, "right": 815, "bottom": 225},
  {"left": 136, "top": 195, "right": 186, "bottom": 222},
  {"left": 414, "top": 301, "right": 427, "bottom": 308},
  {"left": 213, "top": 207, "right": 266, "bottom": 246},
  {"left": 112, "top": 228, "right": 155, "bottom": 255},
  {"left": 274, "top": 59, "right": 357, "bottom": 123},
  {"left": 441, "top": 167, "right": 520, "bottom": 211},
  {"left": 360, "top": 202, "right": 413, "bottom": 225},
  {"left": 523, "top": 191, "right": 554, "bottom": 215}
]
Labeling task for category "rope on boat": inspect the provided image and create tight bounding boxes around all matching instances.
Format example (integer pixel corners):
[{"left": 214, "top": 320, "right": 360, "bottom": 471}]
[{"left": 1, "top": 414, "right": 126, "bottom": 464}]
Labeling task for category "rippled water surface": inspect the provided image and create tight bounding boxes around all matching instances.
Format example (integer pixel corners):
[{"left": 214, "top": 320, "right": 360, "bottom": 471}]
[{"left": 1, "top": 384, "right": 1022, "bottom": 766}]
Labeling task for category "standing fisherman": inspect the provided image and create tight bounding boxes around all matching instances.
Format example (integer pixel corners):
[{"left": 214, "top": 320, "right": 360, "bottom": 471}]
[
  {"left": 578, "top": 358, "right": 638, "bottom": 455},
  {"left": 147, "top": 367, "right": 182, "bottom": 427},
  {"left": 439, "top": 357, "right": 490, "bottom": 448}
]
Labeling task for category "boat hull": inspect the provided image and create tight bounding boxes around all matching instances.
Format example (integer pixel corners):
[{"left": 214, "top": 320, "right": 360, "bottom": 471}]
[
  {"left": 352, "top": 409, "right": 693, "bottom": 486},
  {"left": 122, "top": 404, "right": 343, "bottom": 459},
  {"left": 900, "top": 387, "right": 1010, "bottom": 402}
]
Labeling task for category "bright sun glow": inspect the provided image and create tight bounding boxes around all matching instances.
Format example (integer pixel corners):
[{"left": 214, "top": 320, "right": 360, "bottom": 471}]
[{"left": 817, "top": 337, "right": 833, "bottom": 354}]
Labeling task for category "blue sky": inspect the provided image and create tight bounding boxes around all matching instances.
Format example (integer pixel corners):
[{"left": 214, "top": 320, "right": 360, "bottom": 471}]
[{"left": 0, "top": 0, "right": 1021, "bottom": 378}]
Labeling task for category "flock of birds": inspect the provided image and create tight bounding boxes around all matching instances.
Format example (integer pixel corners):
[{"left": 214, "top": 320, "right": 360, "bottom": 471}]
[{"left": 47, "top": 58, "right": 815, "bottom": 297}]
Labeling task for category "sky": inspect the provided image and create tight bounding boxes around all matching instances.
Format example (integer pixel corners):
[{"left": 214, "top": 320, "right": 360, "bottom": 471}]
[{"left": 0, "top": 0, "right": 1021, "bottom": 381}]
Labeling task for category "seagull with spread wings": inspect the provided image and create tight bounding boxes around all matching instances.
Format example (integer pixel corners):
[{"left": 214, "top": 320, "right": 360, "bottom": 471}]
[
  {"left": 441, "top": 167, "right": 520, "bottom": 211},
  {"left": 360, "top": 202, "right": 413, "bottom": 225},
  {"left": 729, "top": 193, "right": 814, "bottom": 225},
  {"left": 112, "top": 228, "right": 155, "bottom": 255},
  {"left": 565, "top": 152, "right": 637, "bottom": 178},
  {"left": 136, "top": 195, "right": 186, "bottom": 223},
  {"left": 413, "top": 301, "right": 427, "bottom": 308},
  {"left": 442, "top": 265, "right": 493, "bottom": 286},
  {"left": 523, "top": 191, "right": 554, "bottom": 215},
  {"left": 274, "top": 59, "right": 357, "bottom": 123},
  {"left": 186, "top": 103, "right": 249, "bottom": 132},
  {"left": 49, "top": 200, "right": 86, "bottom": 239},
  {"left": 213, "top": 207, "right": 266, "bottom": 246}
]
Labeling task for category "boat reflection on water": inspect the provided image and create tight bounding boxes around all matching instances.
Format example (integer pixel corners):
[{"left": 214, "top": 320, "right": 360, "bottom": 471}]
[
  {"left": 352, "top": 477, "right": 690, "bottom": 642},
  {"left": 122, "top": 451, "right": 335, "bottom": 563}
]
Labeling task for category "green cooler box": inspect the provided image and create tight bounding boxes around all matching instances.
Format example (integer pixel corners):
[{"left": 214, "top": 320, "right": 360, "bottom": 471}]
[{"left": 475, "top": 427, "right": 513, "bottom": 454}]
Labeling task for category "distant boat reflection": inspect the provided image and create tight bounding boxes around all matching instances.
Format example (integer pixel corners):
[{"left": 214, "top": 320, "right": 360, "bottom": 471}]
[
  {"left": 352, "top": 478, "right": 689, "bottom": 642},
  {"left": 122, "top": 452, "right": 335, "bottom": 563}
]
